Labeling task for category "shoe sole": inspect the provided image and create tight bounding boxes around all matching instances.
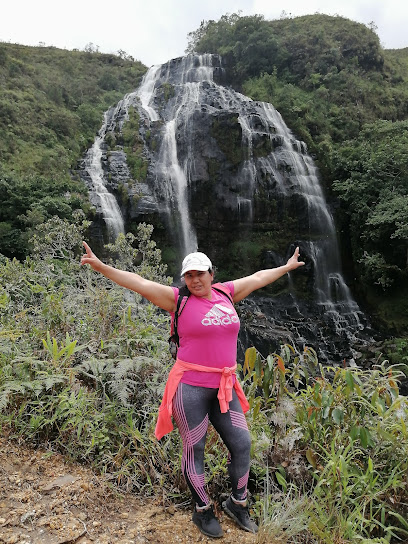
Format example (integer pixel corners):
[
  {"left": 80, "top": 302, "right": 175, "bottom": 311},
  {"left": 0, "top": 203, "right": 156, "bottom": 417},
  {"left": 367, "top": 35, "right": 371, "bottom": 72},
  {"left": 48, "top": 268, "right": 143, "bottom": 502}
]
[
  {"left": 222, "top": 500, "right": 257, "bottom": 534},
  {"left": 192, "top": 518, "right": 224, "bottom": 538}
]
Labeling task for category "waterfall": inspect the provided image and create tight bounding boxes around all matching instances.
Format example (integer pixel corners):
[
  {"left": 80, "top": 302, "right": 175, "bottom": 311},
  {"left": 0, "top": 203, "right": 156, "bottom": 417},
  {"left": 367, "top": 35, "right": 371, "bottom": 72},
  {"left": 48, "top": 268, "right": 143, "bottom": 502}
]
[
  {"left": 156, "top": 118, "right": 197, "bottom": 255},
  {"left": 80, "top": 53, "right": 370, "bottom": 360},
  {"left": 83, "top": 110, "right": 124, "bottom": 241},
  {"left": 134, "top": 59, "right": 221, "bottom": 255},
  {"left": 258, "top": 103, "right": 363, "bottom": 333},
  {"left": 137, "top": 65, "right": 160, "bottom": 122},
  {"left": 132, "top": 53, "right": 366, "bottom": 352}
]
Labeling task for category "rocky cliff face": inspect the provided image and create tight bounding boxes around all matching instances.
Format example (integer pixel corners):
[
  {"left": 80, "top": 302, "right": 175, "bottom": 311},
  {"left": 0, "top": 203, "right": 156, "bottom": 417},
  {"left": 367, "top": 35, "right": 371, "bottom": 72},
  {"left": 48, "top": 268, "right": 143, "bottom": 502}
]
[{"left": 78, "top": 54, "right": 375, "bottom": 363}]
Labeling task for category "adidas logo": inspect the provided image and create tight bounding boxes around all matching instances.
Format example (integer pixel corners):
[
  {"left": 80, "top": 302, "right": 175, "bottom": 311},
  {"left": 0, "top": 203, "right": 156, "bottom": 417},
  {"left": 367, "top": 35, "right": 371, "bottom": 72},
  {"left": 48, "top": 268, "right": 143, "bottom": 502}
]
[{"left": 201, "top": 304, "right": 239, "bottom": 326}]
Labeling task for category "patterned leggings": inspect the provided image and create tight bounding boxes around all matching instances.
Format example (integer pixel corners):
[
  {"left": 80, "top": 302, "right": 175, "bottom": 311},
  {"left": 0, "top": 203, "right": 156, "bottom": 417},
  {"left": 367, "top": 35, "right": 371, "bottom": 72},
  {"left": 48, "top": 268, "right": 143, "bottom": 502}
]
[{"left": 172, "top": 382, "right": 251, "bottom": 507}]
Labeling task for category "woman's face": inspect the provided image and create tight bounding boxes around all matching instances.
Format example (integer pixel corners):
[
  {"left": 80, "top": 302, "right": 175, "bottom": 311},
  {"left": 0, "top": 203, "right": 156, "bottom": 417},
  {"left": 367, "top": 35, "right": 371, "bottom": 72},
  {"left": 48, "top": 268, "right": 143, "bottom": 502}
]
[{"left": 183, "top": 269, "right": 214, "bottom": 298}]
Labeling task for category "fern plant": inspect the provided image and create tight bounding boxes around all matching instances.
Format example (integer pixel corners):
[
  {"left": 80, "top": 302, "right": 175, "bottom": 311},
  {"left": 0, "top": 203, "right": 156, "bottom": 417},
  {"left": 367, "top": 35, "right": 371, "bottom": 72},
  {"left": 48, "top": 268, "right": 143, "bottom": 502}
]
[
  {"left": 77, "top": 355, "right": 168, "bottom": 408},
  {"left": 0, "top": 356, "right": 68, "bottom": 413}
]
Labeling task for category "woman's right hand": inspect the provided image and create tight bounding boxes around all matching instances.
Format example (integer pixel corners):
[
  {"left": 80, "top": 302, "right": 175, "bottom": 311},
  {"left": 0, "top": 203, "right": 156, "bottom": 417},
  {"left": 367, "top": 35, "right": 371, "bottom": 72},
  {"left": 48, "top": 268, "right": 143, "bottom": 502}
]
[
  {"left": 80, "top": 240, "right": 176, "bottom": 312},
  {"left": 81, "top": 241, "right": 103, "bottom": 271}
]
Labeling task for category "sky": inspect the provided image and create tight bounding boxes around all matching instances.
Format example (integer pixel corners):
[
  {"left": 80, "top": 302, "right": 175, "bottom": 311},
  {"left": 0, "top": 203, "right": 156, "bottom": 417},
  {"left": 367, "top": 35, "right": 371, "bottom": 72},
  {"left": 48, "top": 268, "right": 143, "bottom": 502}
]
[{"left": 1, "top": 0, "right": 407, "bottom": 67}]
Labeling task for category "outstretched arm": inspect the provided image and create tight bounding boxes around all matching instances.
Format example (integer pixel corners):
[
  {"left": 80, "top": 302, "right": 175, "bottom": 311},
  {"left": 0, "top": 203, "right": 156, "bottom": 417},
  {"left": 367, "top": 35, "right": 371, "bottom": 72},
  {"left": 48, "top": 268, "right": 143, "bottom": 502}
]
[
  {"left": 232, "top": 247, "right": 305, "bottom": 303},
  {"left": 80, "top": 241, "right": 176, "bottom": 312}
]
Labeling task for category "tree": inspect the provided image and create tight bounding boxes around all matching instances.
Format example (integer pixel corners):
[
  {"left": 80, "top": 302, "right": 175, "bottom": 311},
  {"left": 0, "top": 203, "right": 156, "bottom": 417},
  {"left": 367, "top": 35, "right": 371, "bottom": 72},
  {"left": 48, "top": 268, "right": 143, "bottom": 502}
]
[
  {"left": 28, "top": 211, "right": 91, "bottom": 262},
  {"left": 365, "top": 194, "right": 408, "bottom": 269},
  {"left": 332, "top": 120, "right": 408, "bottom": 290}
]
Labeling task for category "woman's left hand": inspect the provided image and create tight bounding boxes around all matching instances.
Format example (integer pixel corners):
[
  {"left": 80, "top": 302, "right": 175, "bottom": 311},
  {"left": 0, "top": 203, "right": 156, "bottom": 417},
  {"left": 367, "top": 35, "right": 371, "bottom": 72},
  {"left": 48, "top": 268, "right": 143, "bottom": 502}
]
[{"left": 286, "top": 247, "right": 305, "bottom": 271}]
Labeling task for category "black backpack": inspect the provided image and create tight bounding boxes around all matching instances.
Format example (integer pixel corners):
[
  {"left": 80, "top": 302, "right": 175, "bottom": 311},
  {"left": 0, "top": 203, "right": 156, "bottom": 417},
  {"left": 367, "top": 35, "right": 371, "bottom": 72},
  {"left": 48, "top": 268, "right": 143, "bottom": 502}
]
[{"left": 169, "top": 283, "right": 233, "bottom": 359}]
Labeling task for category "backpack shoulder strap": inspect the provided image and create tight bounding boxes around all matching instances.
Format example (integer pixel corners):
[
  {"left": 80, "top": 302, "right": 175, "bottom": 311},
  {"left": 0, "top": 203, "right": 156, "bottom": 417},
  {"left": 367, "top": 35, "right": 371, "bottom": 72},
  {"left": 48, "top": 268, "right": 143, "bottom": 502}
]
[
  {"left": 176, "top": 286, "right": 190, "bottom": 311},
  {"left": 171, "top": 286, "right": 191, "bottom": 340},
  {"left": 212, "top": 282, "right": 233, "bottom": 304}
]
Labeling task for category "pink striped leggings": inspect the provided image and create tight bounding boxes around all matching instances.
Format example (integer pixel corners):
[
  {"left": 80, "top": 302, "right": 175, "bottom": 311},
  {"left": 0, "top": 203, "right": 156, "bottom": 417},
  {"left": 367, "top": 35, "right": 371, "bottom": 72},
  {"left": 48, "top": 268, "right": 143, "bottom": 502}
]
[{"left": 172, "top": 382, "right": 251, "bottom": 507}]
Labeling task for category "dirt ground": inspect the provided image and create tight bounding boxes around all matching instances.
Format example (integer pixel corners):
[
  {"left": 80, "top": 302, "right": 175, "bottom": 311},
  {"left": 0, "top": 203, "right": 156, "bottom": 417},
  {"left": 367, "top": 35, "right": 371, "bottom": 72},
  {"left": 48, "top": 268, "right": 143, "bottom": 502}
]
[{"left": 0, "top": 436, "right": 258, "bottom": 544}]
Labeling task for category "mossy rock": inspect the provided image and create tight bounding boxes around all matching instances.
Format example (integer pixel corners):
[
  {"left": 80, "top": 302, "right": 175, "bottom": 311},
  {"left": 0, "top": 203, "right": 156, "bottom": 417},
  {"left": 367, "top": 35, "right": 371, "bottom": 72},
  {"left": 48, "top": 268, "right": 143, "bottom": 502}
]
[{"left": 211, "top": 112, "right": 243, "bottom": 168}]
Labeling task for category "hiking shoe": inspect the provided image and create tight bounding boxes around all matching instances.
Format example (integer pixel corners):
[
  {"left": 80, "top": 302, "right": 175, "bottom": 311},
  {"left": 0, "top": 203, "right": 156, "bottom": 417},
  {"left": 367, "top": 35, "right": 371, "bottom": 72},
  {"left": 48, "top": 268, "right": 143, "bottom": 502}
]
[
  {"left": 222, "top": 496, "right": 258, "bottom": 533},
  {"left": 192, "top": 505, "right": 224, "bottom": 538}
]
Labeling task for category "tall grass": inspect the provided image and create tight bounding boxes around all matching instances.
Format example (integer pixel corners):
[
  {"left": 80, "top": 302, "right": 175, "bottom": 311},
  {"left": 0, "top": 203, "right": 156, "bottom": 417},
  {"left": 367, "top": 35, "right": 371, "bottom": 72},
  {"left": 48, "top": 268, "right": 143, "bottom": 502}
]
[{"left": 242, "top": 345, "right": 408, "bottom": 542}]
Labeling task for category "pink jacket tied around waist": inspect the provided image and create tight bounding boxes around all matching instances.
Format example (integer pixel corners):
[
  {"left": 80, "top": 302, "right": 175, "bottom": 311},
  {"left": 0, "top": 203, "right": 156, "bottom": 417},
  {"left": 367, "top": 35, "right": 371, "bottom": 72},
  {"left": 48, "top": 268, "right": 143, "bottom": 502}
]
[{"left": 155, "top": 359, "right": 250, "bottom": 440}]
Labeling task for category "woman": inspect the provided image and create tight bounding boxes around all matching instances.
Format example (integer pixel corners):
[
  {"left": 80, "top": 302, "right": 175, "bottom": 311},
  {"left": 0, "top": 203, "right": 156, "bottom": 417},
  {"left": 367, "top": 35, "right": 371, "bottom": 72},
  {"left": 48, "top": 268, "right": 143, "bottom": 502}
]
[{"left": 81, "top": 242, "right": 304, "bottom": 538}]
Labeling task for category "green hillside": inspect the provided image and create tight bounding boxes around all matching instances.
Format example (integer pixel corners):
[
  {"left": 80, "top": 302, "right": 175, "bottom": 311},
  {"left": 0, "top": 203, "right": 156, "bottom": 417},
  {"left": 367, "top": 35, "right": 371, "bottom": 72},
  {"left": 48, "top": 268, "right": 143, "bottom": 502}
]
[{"left": 0, "top": 43, "right": 146, "bottom": 259}]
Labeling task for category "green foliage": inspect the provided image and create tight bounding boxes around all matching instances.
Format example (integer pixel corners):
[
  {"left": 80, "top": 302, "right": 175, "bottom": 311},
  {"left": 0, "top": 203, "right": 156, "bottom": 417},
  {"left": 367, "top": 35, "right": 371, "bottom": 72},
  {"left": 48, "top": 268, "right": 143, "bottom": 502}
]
[
  {"left": 0, "top": 217, "right": 176, "bottom": 490},
  {"left": 1, "top": 211, "right": 408, "bottom": 541},
  {"left": 0, "top": 43, "right": 146, "bottom": 258},
  {"left": 104, "top": 223, "right": 171, "bottom": 284},
  {"left": 109, "top": 106, "right": 149, "bottom": 181},
  {"left": 160, "top": 82, "right": 175, "bottom": 102},
  {"left": 331, "top": 120, "right": 408, "bottom": 292},
  {"left": 0, "top": 43, "right": 146, "bottom": 177},
  {"left": 188, "top": 14, "right": 282, "bottom": 80},
  {"left": 268, "top": 14, "right": 383, "bottom": 82},
  {"left": 210, "top": 113, "right": 243, "bottom": 167},
  {"left": 241, "top": 345, "right": 408, "bottom": 542},
  {"left": 188, "top": 13, "right": 406, "bottom": 151},
  {"left": 383, "top": 338, "right": 408, "bottom": 368},
  {"left": 0, "top": 168, "right": 90, "bottom": 259},
  {"left": 29, "top": 211, "right": 91, "bottom": 263}
]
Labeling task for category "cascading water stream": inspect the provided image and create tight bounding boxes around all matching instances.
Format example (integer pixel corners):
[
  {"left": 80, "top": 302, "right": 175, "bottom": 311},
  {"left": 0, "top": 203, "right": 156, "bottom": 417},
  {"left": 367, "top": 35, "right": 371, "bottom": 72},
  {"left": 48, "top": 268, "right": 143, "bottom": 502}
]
[
  {"left": 83, "top": 110, "right": 124, "bottom": 241},
  {"left": 135, "top": 64, "right": 202, "bottom": 255},
  {"left": 258, "top": 103, "right": 363, "bottom": 331},
  {"left": 137, "top": 65, "right": 160, "bottom": 122}
]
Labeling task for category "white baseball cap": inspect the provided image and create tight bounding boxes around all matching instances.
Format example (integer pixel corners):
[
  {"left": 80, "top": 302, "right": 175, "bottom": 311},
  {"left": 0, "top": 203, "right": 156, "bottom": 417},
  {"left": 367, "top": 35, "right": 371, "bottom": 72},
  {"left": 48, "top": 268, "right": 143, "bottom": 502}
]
[{"left": 181, "top": 252, "right": 212, "bottom": 276}]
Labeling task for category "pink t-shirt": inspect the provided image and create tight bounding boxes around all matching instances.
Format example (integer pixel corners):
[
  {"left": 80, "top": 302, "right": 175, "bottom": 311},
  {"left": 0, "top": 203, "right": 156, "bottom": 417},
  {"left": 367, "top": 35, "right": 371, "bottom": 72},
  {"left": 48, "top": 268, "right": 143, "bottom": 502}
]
[{"left": 171, "top": 282, "right": 239, "bottom": 388}]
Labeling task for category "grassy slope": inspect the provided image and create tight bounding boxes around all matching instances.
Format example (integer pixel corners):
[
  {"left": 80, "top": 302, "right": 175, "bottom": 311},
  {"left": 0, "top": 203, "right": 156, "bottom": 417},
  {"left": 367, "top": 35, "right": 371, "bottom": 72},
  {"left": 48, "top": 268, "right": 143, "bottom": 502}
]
[{"left": 0, "top": 42, "right": 147, "bottom": 177}]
